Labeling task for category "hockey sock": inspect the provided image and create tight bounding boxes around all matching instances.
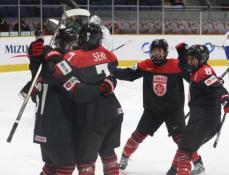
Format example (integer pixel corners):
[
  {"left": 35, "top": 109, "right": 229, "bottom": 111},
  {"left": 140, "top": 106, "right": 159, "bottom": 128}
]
[
  {"left": 191, "top": 152, "right": 200, "bottom": 164},
  {"left": 170, "top": 134, "right": 182, "bottom": 168},
  {"left": 41, "top": 164, "right": 57, "bottom": 175},
  {"left": 55, "top": 166, "right": 75, "bottom": 175},
  {"left": 77, "top": 162, "right": 95, "bottom": 175},
  {"left": 122, "top": 130, "right": 147, "bottom": 157},
  {"left": 176, "top": 150, "right": 191, "bottom": 175},
  {"left": 41, "top": 164, "right": 75, "bottom": 175},
  {"left": 101, "top": 153, "right": 119, "bottom": 175}
]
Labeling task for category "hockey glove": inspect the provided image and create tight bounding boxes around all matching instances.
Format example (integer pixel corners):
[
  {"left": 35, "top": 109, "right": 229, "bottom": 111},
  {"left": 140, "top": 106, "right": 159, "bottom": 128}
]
[
  {"left": 221, "top": 94, "right": 229, "bottom": 113},
  {"left": 29, "top": 39, "right": 45, "bottom": 57},
  {"left": 99, "top": 76, "right": 117, "bottom": 96},
  {"left": 176, "top": 42, "right": 188, "bottom": 63}
]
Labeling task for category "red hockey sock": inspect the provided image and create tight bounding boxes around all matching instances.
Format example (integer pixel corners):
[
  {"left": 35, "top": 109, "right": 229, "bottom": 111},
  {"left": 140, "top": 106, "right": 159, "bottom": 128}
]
[
  {"left": 41, "top": 164, "right": 56, "bottom": 175},
  {"left": 77, "top": 162, "right": 95, "bottom": 175},
  {"left": 176, "top": 150, "right": 191, "bottom": 175},
  {"left": 122, "top": 130, "right": 147, "bottom": 157},
  {"left": 170, "top": 134, "right": 182, "bottom": 168},
  {"left": 191, "top": 151, "right": 200, "bottom": 164},
  {"left": 41, "top": 164, "right": 75, "bottom": 175},
  {"left": 101, "top": 153, "right": 119, "bottom": 175},
  {"left": 55, "top": 166, "right": 75, "bottom": 175}
]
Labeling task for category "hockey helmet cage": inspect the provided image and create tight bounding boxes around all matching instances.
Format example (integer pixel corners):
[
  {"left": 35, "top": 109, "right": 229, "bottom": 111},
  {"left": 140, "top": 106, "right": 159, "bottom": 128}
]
[
  {"left": 77, "top": 23, "right": 102, "bottom": 51},
  {"left": 186, "top": 44, "right": 209, "bottom": 65},
  {"left": 150, "top": 39, "right": 168, "bottom": 66}
]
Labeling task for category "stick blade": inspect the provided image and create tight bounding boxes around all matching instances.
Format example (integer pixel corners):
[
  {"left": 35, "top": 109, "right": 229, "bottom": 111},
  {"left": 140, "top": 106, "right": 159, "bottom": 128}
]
[
  {"left": 48, "top": 19, "right": 66, "bottom": 29},
  {"left": 64, "top": 9, "right": 90, "bottom": 18}
]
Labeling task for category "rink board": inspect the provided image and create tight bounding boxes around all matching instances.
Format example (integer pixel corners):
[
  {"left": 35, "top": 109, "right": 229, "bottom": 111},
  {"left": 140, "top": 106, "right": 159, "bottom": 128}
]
[{"left": 0, "top": 35, "right": 228, "bottom": 72}]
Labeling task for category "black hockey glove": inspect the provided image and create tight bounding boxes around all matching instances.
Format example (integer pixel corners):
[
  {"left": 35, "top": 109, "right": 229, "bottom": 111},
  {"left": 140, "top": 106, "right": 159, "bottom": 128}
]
[
  {"left": 176, "top": 42, "right": 188, "bottom": 64},
  {"left": 221, "top": 94, "right": 229, "bottom": 113},
  {"left": 99, "top": 76, "right": 117, "bottom": 96}
]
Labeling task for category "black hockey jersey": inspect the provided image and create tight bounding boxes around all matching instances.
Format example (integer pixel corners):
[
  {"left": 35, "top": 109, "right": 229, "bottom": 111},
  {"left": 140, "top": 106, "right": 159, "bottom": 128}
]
[
  {"left": 188, "top": 64, "right": 228, "bottom": 112},
  {"left": 114, "top": 58, "right": 185, "bottom": 113},
  {"left": 33, "top": 48, "right": 74, "bottom": 145},
  {"left": 61, "top": 46, "right": 123, "bottom": 128}
]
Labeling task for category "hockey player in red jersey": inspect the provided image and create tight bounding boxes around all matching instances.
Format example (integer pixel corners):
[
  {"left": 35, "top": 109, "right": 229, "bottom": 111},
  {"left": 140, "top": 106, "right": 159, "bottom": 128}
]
[
  {"left": 65, "top": 23, "right": 123, "bottom": 175},
  {"left": 113, "top": 39, "right": 203, "bottom": 175},
  {"left": 173, "top": 43, "right": 229, "bottom": 175},
  {"left": 42, "top": 23, "right": 123, "bottom": 175},
  {"left": 31, "top": 28, "right": 78, "bottom": 175}
]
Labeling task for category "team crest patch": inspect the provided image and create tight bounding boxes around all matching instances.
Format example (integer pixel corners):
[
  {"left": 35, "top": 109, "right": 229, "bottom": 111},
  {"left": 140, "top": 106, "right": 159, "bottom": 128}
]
[{"left": 152, "top": 75, "right": 168, "bottom": 96}]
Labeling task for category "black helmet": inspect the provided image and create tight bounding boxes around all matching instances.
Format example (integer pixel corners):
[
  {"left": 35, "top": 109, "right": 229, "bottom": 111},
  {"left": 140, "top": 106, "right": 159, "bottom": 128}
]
[
  {"left": 186, "top": 45, "right": 209, "bottom": 65},
  {"left": 77, "top": 23, "right": 102, "bottom": 51},
  {"left": 150, "top": 39, "right": 168, "bottom": 66},
  {"left": 34, "top": 29, "right": 44, "bottom": 40},
  {"left": 55, "top": 28, "right": 77, "bottom": 50}
]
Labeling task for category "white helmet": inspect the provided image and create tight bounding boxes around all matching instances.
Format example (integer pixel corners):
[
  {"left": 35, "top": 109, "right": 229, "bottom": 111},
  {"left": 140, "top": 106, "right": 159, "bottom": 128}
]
[
  {"left": 89, "top": 15, "right": 101, "bottom": 25},
  {"left": 225, "top": 31, "right": 229, "bottom": 40}
]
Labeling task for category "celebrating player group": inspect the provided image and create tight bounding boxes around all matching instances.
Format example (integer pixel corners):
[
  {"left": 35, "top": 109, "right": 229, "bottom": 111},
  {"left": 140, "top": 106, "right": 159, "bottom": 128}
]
[{"left": 15, "top": 9, "right": 229, "bottom": 175}]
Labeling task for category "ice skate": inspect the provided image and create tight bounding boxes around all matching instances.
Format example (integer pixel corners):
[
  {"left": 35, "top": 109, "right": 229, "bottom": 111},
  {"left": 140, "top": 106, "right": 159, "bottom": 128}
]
[
  {"left": 191, "top": 157, "right": 205, "bottom": 175},
  {"left": 119, "top": 155, "right": 129, "bottom": 170},
  {"left": 166, "top": 166, "right": 177, "bottom": 175}
]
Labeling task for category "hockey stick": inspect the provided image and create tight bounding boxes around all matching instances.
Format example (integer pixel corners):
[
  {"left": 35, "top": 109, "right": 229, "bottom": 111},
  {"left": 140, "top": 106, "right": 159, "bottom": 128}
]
[
  {"left": 48, "top": 18, "right": 66, "bottom": 30},
  {"left": 184, "top": 67, "right": 229, "bottom": 120},
  {"left": 6, "top": 9, "right": 90, "bottom": 143},
  {"left": 205, "top": 42, "right": 224, "bottom": 53},
  {"left": 205, "top": 42, "right": 223, "bottom": 48},
  {"left": 213, "top": 111, "right": 227, "bottom": 148},
  {"left": 112, "top": 40, "right": 132, "bottom": 52}
]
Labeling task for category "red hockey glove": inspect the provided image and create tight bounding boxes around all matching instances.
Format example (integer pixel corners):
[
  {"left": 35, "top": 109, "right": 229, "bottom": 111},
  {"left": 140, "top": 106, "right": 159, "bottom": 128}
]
[
  {"left": 29, "top": 40, "right": 45, "bottom": 57},
  {"left": 221, "top": 94, "right": 229, "bottom": 113},
  {"left": 99, "top": 76, "right": 117, "bottom": 96}
]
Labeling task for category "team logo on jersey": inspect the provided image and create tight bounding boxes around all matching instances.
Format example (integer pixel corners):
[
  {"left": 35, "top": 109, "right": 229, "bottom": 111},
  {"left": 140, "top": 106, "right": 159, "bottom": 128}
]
[
  {"left": 204, "top": 75, "right": 218, "bottom": 86},
  {"left": 152, "top": 75, "right": 167, "bottom": 96}
]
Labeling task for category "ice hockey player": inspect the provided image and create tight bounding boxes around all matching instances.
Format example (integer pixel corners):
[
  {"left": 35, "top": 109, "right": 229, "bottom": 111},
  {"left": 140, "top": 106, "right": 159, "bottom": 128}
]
[
  {"left": 30, "top": 28, "right": 78, "bottom": 175},
  {"left": 18, "top": 29, "right": 44, "bottom": 100},
  {"left": 89, "top": 15, "right": 112, "bottom": 50},
  {"left": 40, "top": 23, "right": 123, "bottom": 175},
  {"left": 113, "top": 39, "right": 204, "bottom": 175},
  {"left": 173, "top": 43, "right": 229, "bottom": 175},
  {"left": 65, "top": 23, "right": 123, "bottom": 175}
]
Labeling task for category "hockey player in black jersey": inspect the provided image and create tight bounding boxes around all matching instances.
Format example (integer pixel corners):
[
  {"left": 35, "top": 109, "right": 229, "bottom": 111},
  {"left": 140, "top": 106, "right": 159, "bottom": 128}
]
[
  {"left": 65, "top": 23, "right": 123, "bottom": 175},
  {"left": 19, "top": 29, "right": 44, "bottom": 100},
  {"left": 41, "top": 23, "right": 123, "bottom": 175},
  {"left": 113, "top": 39, "right": 203, "bottom": 175},
  {"left": 172, "top": 43, "right": 229, "bottom": 175},
  {"left": 31, "top": 28, "right": 78, "bottom": 175}
]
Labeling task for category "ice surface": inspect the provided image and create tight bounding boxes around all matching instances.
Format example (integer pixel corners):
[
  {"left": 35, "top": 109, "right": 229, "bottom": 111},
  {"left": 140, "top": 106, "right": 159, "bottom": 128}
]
[{"left": 0, "top": 67, "right": 228, "bottom": 175}]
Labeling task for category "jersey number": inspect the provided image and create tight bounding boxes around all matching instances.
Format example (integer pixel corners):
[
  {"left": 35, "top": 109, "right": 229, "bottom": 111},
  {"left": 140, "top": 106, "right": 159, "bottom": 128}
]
[
  {"left": 35, "top": 83, "right": 48, "bottom": 115},
  {"left": 95, "top": 63, "right": 110, "bottom": 76},
  {"left": 204, "top": 68, "right": 212, "bottom": 75}
]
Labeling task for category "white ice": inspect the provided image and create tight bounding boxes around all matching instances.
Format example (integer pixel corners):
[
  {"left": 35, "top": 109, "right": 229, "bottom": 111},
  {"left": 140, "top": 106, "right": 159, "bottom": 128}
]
[{"left": 0, "top": 66, "right": 228, "bottom": 175}]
